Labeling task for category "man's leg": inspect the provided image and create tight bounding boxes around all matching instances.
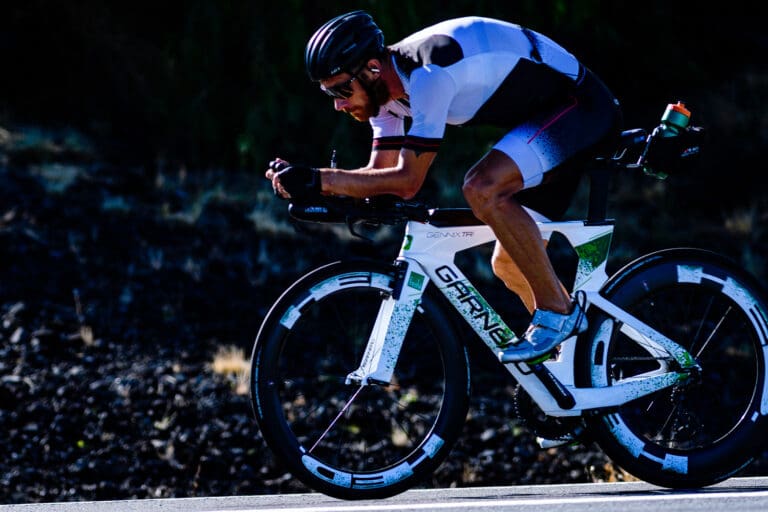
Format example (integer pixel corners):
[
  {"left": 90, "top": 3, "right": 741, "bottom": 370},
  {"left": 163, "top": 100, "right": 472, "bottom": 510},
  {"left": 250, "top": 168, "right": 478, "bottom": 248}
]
[
  {"left": 463, "top": 149, "right": 570, "bottom": 315},
  {"left": 491, "top": 241, "right": 569, "bottom": 315},
  {"left": 463, "top": 149, "right": 586, "bottom": 362},
  {"left": 490, "top": 242, "right": 535, "bottom": 313}
]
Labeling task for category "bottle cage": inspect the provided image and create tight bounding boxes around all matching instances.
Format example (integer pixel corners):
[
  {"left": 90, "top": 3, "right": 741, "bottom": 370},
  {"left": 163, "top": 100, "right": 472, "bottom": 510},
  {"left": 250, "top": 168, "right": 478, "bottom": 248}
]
[{"left": 639, "top": 125, "right": 705, "bottom": 179}]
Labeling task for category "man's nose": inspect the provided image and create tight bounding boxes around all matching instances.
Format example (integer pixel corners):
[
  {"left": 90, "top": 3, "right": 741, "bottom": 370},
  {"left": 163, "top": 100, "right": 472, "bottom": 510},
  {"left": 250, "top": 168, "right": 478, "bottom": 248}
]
[{"left": 333, "top": 98, "right": 347, "bottom": 111}]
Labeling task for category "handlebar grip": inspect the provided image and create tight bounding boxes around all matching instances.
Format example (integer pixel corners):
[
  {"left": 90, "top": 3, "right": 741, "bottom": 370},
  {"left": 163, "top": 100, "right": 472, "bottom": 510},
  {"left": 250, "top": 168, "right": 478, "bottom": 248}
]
[
  {"left": 288, "top": 202, "right": 348, "bottom": 223},
  {"left": 287, "top": 196, "right": 431, "bottom": 226}
]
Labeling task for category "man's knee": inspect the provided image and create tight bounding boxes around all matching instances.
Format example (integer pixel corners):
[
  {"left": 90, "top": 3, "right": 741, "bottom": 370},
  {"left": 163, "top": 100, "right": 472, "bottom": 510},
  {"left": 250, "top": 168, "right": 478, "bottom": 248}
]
[
  {"left": 461, "top": 172, "right": 485, "bottom": 208},
  {"left": 462, "top": 150, "right": 524, "bottom": 211}
]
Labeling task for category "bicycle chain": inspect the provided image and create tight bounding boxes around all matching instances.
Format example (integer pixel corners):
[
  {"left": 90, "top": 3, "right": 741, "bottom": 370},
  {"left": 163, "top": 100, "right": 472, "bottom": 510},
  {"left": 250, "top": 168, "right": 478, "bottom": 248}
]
[{"left": 511, "top": 383, "right": 584, "bottom": 442}]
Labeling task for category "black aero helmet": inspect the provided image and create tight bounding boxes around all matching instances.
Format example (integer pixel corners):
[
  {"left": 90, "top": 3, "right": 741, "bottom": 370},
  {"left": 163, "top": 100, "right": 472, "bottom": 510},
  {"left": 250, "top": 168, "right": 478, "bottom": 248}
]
[{"left": 305, "top": 10, "right": 385, "bottom": 81}]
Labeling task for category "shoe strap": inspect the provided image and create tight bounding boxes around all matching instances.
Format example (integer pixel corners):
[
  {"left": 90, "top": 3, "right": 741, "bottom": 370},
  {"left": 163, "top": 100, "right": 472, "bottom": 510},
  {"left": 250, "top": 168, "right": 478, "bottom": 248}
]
[{"left": 530, "top": 308, "right": 570, "bottom": 331}]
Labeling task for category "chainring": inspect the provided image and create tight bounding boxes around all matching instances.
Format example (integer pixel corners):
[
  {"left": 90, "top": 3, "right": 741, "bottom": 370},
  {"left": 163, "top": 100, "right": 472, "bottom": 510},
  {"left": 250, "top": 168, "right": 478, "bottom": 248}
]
[{"left": 512, "top": 383, "right": 585, "bottom": 442}]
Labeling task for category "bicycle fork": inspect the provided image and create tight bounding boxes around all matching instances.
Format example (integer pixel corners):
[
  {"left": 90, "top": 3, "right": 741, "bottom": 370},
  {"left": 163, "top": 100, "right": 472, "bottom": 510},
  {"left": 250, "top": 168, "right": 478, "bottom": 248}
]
[{"left": 345, "top": 259, "right": 427, "bottom": 386}]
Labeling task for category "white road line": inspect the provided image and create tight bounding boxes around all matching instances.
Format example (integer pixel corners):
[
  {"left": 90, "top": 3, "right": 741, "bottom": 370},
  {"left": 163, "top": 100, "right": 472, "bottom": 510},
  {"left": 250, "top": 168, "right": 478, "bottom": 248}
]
[{"left": 204, "top": 489, "right": 768, "bottom": 512}]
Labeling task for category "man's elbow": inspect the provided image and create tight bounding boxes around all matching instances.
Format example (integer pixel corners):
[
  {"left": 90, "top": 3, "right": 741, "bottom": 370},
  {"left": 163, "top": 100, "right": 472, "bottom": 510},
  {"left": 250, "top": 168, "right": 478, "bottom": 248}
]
[
  {"left": 392, "top": 163, "right": 429, "bottom": 199},
  {"left": 396, "top": 182, "right": 422, "bottom": 200}
]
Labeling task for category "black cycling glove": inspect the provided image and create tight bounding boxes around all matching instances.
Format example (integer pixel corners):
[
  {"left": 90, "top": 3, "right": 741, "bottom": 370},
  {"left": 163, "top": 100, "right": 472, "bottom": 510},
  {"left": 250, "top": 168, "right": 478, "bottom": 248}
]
[{"left": 271, "top": 162, "right": 322, "bottom": 200}]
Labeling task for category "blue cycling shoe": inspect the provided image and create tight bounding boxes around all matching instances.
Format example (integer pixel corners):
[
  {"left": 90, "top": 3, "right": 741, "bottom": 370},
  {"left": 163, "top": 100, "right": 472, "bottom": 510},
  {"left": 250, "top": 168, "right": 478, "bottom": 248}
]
[{"left": 499, "top": 299, "right": 587, "bottom": 363}]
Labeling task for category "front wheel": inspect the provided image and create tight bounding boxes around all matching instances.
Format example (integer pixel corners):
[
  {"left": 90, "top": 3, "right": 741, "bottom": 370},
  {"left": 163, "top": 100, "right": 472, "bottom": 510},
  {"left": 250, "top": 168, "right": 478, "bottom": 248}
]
[
  {"left": 579, "top": 248, "right": 768, "bottom": 488},
  {"left": 251, "top": 261, "right": 470, "bottom": 500}
]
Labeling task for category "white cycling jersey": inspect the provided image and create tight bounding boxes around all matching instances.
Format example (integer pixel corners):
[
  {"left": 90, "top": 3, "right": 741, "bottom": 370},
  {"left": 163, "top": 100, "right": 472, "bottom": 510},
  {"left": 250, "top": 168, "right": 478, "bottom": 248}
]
[{"left": 371, "top": 17, "right": 621, "bottom": 191}]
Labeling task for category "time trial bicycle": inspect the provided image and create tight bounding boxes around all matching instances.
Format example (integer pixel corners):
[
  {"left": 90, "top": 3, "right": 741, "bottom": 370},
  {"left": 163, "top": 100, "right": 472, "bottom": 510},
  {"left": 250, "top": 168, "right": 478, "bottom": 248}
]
[{"left": 250, "top": 108, "right": 768, "bottom": 500}]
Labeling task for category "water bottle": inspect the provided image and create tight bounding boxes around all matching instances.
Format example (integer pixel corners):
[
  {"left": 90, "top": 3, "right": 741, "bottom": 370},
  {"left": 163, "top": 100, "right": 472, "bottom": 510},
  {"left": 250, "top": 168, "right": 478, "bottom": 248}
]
[
  {"left": 639, "top": 101, "right": 692, "bottom": 179},
  {"left": 659, "top": 101, "right": 691, "bottom": 137}
]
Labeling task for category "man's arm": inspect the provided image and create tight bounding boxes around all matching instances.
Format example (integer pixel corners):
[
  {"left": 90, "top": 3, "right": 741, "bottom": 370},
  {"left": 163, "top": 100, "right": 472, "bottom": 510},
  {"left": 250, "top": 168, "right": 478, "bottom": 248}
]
[
  {"left": 319, "top": 148, "right": 436, "bottom": 199},
  {"left": 367, "top": 147, "right": 400, "bottom": 169}
]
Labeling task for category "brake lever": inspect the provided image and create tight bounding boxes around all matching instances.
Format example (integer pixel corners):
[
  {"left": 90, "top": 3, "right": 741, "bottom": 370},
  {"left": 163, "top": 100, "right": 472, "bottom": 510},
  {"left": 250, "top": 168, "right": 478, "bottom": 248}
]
[
  {"left": 348, "top": 224, "right": 373, "bottom": 242},
  {"left": 346, "top": 217, "right": 376, "bottom": 242}
]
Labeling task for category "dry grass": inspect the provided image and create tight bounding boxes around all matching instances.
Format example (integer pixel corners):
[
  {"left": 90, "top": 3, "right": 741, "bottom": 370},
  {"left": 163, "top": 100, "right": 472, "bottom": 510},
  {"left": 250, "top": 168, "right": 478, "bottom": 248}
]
[
  {"left": 588, "top": 461, "right": 640, "bottom": 483},
  {"left": 724, "top": 206, "right": 756, "bottom": 236},
  {"left": 210, "top": 345, "right": 251, "bottom": 395}
]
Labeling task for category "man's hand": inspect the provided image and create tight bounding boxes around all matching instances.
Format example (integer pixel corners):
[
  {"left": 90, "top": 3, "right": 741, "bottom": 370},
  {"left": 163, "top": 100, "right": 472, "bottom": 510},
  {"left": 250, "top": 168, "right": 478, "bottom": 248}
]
[
  {"left": 266, "top": 158, "right": 322, "bottom": 200},
  {"left": 266, "top": 158, "right": 290, "bottom": 197}
]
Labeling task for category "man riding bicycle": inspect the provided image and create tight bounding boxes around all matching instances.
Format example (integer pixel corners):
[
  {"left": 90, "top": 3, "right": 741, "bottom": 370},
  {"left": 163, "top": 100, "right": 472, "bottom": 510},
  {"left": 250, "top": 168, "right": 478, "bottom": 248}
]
[{"left": 266, "top": 11, "right": 623, "bottom": 363}]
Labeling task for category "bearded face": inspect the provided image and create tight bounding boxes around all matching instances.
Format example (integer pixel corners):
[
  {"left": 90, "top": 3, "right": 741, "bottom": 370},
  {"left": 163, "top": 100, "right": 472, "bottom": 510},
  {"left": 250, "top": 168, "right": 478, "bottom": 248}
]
[{"left": 319, "top": 66, "right": 392, "bottom": 122}]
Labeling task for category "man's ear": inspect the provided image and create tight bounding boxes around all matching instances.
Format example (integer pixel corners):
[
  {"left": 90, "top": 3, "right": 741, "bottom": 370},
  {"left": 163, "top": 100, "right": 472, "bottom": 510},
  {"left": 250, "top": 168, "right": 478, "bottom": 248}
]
[{"left": 365, "top": 58, "right": 382, "bottom": 75}]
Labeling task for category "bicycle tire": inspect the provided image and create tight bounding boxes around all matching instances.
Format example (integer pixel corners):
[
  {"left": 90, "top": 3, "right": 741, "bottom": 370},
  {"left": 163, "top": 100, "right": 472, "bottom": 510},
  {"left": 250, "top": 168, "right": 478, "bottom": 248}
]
[
  {"left": 577, "top": 248, "right": 768, "bottom": 488},
  {"left": 250, "top": 260, "right": 470, "bottom": 499}
]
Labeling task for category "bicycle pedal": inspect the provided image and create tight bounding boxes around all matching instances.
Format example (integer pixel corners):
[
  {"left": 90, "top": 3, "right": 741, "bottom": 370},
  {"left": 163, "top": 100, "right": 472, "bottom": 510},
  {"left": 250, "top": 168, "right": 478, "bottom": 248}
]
[{"left": 525, "top": 349, "right": 559, "bottom": 364}]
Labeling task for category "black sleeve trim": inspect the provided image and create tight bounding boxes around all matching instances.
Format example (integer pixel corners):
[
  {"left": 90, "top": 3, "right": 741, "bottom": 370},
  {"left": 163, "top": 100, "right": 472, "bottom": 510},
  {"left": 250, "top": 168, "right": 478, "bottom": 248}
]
[
  {"left": 372, "top": 136, "right": 405, "bottom": 151},
  {"left": 402, "top": 136, "right": 441, "bottom": 153}
]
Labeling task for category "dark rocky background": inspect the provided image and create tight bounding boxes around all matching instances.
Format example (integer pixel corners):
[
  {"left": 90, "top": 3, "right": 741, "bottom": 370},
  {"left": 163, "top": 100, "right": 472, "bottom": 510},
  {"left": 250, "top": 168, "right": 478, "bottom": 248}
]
[
  {"left": 2, "top": 1, "right": 768, "bottom": 504},
  {"left": 0, "top": 133, "right": 646, "bottom": 502}
]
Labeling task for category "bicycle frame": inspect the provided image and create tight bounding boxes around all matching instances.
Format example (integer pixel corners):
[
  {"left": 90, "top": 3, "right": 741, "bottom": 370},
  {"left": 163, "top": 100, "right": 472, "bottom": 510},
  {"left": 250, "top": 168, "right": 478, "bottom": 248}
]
[{"left": 346, "top": 214, "right": 700, "bottom": 417}]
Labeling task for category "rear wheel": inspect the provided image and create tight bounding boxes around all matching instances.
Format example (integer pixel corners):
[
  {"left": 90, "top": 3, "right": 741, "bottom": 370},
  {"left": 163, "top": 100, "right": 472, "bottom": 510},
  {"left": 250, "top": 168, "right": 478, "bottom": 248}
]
[
  {"left": 251, "top": 261, "right": 470, "bottom": 499},
  {"left": 580, "top": 248, "right": 768, "bottom": 487}
]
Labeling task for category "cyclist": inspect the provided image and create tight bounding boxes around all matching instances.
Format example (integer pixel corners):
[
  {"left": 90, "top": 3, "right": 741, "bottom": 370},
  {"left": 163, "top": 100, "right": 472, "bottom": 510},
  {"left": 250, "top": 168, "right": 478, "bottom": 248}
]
[{"left": 266, "top": 11, "right": 623, "bottom": 363}]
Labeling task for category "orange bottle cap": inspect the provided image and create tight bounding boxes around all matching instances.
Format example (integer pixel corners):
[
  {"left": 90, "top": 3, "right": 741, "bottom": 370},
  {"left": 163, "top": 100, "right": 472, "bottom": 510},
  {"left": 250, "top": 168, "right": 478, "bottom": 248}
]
[{"left": 669, "top": 101, "right": 691, "bottom": 117}]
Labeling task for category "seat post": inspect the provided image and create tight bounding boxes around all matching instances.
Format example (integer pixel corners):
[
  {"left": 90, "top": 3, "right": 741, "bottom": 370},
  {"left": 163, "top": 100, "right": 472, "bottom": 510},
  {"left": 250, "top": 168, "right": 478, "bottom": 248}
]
[{"left": 585, "top": 165, "right": 612, "bottom": 225}]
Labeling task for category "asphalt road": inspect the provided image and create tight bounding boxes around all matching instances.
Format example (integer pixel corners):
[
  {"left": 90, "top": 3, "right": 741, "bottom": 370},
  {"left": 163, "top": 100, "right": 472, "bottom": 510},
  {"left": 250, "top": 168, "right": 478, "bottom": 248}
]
[{"left": 3, "top": 477, "right": 768, "bottom": 512}]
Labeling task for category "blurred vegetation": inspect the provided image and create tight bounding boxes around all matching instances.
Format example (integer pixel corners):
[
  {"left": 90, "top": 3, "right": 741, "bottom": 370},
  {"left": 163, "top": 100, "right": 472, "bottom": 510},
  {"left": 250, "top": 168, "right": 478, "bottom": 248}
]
[{"left": 1, "top": 1, "right": 767, "bottom": 279}]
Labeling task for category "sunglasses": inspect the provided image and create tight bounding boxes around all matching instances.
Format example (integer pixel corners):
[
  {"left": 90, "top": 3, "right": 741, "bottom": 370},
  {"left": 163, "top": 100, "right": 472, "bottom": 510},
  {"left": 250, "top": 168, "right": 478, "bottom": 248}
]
[{"left": 320, "top": 73, "right": 358, "bottom": 99}]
